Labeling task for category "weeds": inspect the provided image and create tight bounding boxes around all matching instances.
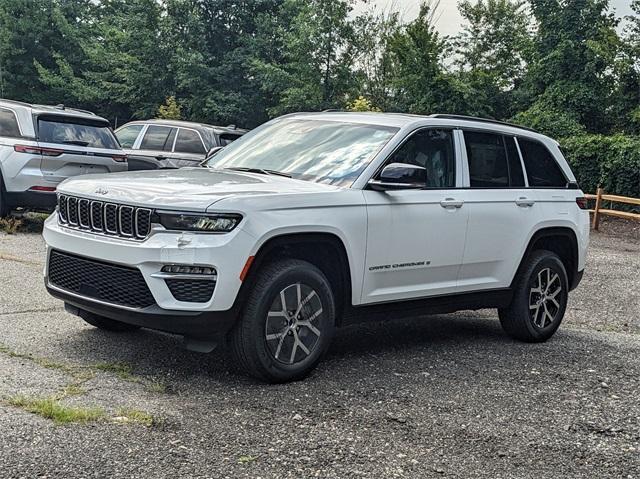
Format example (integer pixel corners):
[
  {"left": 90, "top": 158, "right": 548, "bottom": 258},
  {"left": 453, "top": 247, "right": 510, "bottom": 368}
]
[
  {"left": 114, "top": 408, "right": 155, "bottom": 426},
  {"left": 0, "top": 217, "right": 22, "bottom": 234},
  {"left": 8, "top": 395, "right": 105, "bottom": 425}
]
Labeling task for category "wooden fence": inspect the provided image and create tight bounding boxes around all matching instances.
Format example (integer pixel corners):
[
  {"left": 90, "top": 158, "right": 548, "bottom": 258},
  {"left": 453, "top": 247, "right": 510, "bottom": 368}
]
[{"left": 586, "top": 188, "right": 640, "bottom": 230}]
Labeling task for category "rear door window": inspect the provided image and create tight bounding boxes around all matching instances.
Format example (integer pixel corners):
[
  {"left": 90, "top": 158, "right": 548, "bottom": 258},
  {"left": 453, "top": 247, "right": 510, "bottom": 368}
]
[
  {"left": 140, "top": 126, "right": 176, "bottom": 151},
  {"left": 464, "top": 131, "right": 509, "bottom": 188},
  {"left": 518, "top": 138, "right": 567, "bottom": 187},
  {"left": 38, "top": 117, "right": 119, "bottom": 149},
  {"left": 115, "top": 124, "right": 144, "bottom": 148},
  {"left": 174, "top": 128, "right": 206, "bottom": 154},
  {"left": 0, "top": 108, "right": 21, "bottom": 138}
]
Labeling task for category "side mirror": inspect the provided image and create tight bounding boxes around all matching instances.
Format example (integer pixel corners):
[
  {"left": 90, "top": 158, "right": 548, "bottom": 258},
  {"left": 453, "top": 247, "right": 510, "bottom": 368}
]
[
  {"left": 368, "top": 163, "right": 426, "bottom": 191},
  {"left": 206, "top": 146, "right": 224, "bottom": 159}
]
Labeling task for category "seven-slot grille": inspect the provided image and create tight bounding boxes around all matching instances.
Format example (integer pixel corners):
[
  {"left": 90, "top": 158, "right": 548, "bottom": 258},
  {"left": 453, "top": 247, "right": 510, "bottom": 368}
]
[{"left": 58, "top": 194, "right": 152, "bottom": 239}]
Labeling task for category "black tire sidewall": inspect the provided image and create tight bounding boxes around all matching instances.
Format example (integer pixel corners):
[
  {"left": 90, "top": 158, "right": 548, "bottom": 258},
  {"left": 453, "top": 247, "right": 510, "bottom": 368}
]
[
  {"left": 242, "top": 261, "right": 335, "bottom": 382},
  {"left": 515, "top": 253, "right": 569, "bottom": 341}
]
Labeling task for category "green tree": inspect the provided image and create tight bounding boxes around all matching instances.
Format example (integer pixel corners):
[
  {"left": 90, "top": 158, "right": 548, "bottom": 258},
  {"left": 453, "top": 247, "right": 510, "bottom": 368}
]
[
  {"left": 515, "top": 0, "right": 620, "bottom": 134},
  {"left": 158, "top": 96, "right": 182, "bottom": 120},
  {"left": 454, "top": 0, "right": 533, "bottom": 119}
]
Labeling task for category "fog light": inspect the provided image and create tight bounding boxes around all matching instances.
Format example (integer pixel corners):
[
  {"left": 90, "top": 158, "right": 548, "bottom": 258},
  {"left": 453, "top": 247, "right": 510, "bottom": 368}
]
[{"left": 161, "top": 265, "right": 216, "bottom": 275}]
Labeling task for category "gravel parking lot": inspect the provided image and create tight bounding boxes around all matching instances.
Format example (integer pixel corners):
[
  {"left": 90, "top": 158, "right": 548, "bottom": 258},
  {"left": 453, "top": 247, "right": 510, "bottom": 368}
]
[{"left": 0, "top": 223, "right": 638, "bottom": 478}]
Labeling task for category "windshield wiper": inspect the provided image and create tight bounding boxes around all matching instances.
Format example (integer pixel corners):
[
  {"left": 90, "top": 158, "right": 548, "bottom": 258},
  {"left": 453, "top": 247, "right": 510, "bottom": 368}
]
[
  {"left": 62, "top": 140, "right": 90, "bottom": 147},
  {"left": 224, "top": 167, "right": 291, "bottom": 178}
]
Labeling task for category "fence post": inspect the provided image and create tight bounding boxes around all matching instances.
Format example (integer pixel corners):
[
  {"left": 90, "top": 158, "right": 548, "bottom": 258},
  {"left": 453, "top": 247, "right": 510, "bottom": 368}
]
[{"left": 592, "top": 187, "right": 603, "bottom": 230}]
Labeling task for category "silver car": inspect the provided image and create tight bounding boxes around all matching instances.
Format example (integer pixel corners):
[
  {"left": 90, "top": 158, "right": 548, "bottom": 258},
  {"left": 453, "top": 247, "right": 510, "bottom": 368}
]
[
  {"left": 0, "top": 99, "right": 126, "bottom": 216},
  {"left": 115, "top": 119, "right": 247, "bottom": 171}
]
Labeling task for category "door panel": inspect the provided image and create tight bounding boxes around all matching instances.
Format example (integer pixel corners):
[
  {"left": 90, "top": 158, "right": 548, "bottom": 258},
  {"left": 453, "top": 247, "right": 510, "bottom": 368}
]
[
  {"left": 457, "top": 189, "right": 540, "bottom": 291},
  {"left": 362, "top": 189, "right": 469, "bottom": 303},
  {"left": 361, "top": 127, "right": 468, "bottom": 304}
]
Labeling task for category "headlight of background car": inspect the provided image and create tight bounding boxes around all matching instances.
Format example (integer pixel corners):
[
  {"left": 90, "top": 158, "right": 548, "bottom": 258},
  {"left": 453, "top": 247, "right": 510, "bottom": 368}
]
[{"left": 157, "top": 212, "right": 242, "bottom": 233}]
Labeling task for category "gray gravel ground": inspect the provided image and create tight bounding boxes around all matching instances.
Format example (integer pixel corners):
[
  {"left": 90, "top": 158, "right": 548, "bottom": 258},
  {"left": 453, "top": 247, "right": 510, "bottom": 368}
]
[{"left": 0, "top": 227, "right": 638, "bottom": 478}]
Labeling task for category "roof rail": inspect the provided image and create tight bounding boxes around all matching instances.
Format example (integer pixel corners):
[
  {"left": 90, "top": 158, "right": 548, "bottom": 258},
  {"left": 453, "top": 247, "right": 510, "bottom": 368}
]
[
  {"left": 429, "top": 114, "right": 539, "bottom": 134},
  {"left": 0, "top": 98, "right": 32, "bottom": 108}
]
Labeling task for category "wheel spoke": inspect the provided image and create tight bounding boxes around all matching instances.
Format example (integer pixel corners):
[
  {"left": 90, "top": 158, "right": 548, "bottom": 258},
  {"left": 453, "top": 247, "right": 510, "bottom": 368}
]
[
  {"left": 274, "top": 333, "right": 287, "bottom": 360},
  {"left": 266, "top": 330, "right": 286, "bottom": 341},
  {"left": 297, "top": 338, "right": 310, "bottom": 356},
  {"left": 280, "top": 290, "right": 289, "bottom": 314},
  {"left": 306, "top": 307, "right": 323, "bottom": 322},
  {"left": 288, "top": 338, "right": 298, "bottom": 364},
  {"left": 298, "top": 320, "right": 321, "bottom": 337},
  {"left": 268, "top": 310, "right": 287, "bottom": 318}
]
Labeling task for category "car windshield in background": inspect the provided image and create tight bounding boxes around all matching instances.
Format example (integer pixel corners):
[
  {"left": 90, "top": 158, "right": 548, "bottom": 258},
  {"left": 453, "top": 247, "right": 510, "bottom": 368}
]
[
  {"left": 204, "top": 119, "right": 398, "bottom": 186},
  {"left": 38, "top": 117, "right": 119, "bottom": 150}
]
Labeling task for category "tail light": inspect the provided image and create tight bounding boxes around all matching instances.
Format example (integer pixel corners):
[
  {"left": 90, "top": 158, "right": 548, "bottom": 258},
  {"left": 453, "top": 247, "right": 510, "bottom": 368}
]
[
  {"left": 14, "top": 145, "right": 63, "bottom": 157},
  {"left": 111, "top": 154, "right": 127, "bottom": 163},
  {"left": 575, "top": 197, "right": 589, "bottom": 210},
  {"left": 29, "top": 186, "right": 56, "bottom": 192}
]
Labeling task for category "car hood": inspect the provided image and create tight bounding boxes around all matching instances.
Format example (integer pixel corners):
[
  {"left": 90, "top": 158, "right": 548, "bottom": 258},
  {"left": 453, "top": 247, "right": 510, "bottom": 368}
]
[{"left": 57, "top": 168, "right": 341, "bottom": 211}]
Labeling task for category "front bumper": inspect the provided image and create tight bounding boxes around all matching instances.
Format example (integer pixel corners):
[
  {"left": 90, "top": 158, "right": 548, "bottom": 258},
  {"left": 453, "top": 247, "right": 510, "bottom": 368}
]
[
  {"left": 43, "top": 214, "right": 256, "bottom": 313},
  {"left": 48, "top": 284, "right": 237, "bottom": 338}
]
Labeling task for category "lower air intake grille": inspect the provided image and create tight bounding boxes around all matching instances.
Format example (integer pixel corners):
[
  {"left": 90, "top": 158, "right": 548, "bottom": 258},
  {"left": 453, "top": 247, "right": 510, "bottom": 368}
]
[
  {"left": 48, "top": 250, "right": 155, "bottom": 308},
  {"left": 165, "top": 279, "right": 216, "bottom": 303}
]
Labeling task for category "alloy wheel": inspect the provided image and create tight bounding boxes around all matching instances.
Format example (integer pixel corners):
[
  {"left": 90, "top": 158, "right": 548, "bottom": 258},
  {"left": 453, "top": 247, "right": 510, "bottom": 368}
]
[
  {"left": 529, "top": 267, "right": 563, "bottom": 329},
  {"left": 265, "top": 283, "right": 324, "bottom": 365}
]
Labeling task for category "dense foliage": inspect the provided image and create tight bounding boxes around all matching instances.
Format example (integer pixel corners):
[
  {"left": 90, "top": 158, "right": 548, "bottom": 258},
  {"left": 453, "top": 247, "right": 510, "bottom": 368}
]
[{"left": 0, "top": 0, "right": 638, "bottom": 194}]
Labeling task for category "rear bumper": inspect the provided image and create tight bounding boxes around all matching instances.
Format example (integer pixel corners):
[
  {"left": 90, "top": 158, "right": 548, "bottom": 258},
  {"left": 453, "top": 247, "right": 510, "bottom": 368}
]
[
  {"left": 5, "top": 190, "right": 57, "bottom": 211},
  {"left": 47, "top": 283, "right": 237, "bottom": 338}
]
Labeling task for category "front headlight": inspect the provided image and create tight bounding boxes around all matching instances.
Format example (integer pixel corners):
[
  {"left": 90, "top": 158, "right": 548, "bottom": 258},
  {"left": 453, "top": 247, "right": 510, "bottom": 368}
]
[{"left": 157, "top": 212, "right": 242, "bottom": 233}]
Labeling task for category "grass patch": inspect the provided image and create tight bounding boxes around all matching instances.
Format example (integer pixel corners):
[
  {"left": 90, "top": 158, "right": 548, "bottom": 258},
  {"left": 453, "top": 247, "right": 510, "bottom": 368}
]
[
  {"left": 0, "top": 217, "right": 23, "bottom": 234},
  {"left": 113, "top": 408, "right": 155, "bottom": 426},
  {"left": 145, "top": 380, "right": 167, "bottom": 394},
  {"left": 238, "top": 455, "right": 259, "bottom": 465},
  {"left": 93, "top": 361, "right": 138, "bottom": 382},
  {"left": 8, "top": 395, "right": 104, "bottom": 425},
  {"left": 60, "top": 384, "right": 87, "bottom": 397}
]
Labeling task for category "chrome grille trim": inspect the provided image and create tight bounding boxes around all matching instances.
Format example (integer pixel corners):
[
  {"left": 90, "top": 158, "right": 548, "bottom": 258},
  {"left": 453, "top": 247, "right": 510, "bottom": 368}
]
[{"left": 57, "top": 194, "right": 153, "bottom": 240}]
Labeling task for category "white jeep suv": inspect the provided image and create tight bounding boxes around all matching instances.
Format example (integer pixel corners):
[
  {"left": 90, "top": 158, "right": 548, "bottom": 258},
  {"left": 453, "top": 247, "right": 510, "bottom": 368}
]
[
  {"left": 0, "top": 99, "right": 126, "bottom": 216},
  {"left": 43, "top": 112, "right": 589, "bottom": 382}
]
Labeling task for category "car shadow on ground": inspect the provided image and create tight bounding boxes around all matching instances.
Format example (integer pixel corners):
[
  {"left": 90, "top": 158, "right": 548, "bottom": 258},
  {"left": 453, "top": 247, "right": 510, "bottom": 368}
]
[{"left": 50, "top": 312, "right": 535, "bottom": 386}]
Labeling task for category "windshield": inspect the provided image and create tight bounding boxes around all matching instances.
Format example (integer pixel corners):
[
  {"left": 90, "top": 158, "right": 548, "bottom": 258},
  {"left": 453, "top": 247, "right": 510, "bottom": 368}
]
[{"left": 204, "top": 118, "right": 398, "bottom": 186}]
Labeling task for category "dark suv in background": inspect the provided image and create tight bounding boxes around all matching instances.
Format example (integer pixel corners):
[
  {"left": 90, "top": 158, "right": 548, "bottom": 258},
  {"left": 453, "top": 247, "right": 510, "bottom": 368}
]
[{"left": 115, "top": 119, "right": 247, "bottom": 171}]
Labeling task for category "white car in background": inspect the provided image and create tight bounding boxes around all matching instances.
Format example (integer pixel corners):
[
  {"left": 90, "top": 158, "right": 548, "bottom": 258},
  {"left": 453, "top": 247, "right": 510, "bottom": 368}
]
[
  {"left": 43, "top": 112, "right": 590, "bottom": 383},
  {"left": 0, "top": 99, "right": 126, "bottom": 216}
]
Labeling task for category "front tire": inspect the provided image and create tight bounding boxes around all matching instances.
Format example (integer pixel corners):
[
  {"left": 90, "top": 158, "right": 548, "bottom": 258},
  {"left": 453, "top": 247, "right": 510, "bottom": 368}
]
[
  {"left": 499, "top": 250, "right": 569, "bottom": 342},
  {"left": 228, "top": 259, "right": 335, "bottom": 383},
  {"left": 77, "top": 308, "right": 141, "bottom": 332}
]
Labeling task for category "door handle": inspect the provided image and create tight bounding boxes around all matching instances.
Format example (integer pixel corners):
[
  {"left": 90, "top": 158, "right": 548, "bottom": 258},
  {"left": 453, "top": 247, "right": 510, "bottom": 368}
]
[
  {"left": 155, "top": 155, "right": 167, "bottom": 161},
  {"left": 515, "top": 197, "right": 535, "bottom": 207},
  {"left": 440, "top": 198, "right": 464, "bottom": 209}
]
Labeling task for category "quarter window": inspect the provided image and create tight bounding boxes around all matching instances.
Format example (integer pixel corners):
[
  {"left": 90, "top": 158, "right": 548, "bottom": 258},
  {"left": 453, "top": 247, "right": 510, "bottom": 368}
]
[
  {"left": 385, "top": 129, "right": 456, "bottom": 188},
  {"left": 115, "top": 125, "right": 143, "bottom": 148},
  {"left": 0, "top": 109, "right": 20, "bottom": 138},
  {"left": 518, "top": 138, "right": 567, "bottom": 187},
  {"left": 174, "top": 129, "right": 206, "bottom": 154},
  {"left": 140, "top": 126, "right": 176, "bottom": 151},
  {"left": 464, "top": 131, "right": 510, "bottom": 188}
]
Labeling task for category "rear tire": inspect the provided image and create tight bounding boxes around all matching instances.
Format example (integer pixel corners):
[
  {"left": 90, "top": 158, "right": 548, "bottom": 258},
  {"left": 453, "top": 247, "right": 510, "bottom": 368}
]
[
  {"left": 499, "top": 250, "right": 568, "bottom": 342},
  {"left": 228, "top": 259, "right": 335, "bottom": 383},
  {"left": 78, "top": 309, "right": 141, "bottom": 332}
]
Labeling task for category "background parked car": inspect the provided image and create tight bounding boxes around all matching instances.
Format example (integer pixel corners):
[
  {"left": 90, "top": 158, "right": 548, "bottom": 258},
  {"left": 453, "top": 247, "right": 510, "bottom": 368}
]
[
  {"left": 115, "top": 119, "right": 247, "bottom": 171},
  {"left": 0, "top": 99, "right": 126, "bottom": 216}
]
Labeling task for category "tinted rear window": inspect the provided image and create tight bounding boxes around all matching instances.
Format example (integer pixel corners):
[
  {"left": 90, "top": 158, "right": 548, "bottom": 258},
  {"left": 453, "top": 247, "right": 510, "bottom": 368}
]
[
  {"left": 465, "top": 131, "right": 509, "bottom": 188},
  {"left": 175, "top": 128, "right": 205, "bottom": 154},
  {"left": 518, "top": 138, "right": 567, "bottom": 187},
  {"left": 38, "top": 117, "right": 118, "bottom": 149},
  {"left": 0, "top": 108, "right": 21, "bottom": 138}
]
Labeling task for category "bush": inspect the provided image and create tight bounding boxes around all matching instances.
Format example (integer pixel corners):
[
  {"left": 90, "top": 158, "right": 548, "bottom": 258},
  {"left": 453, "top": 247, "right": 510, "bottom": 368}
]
[{"left": 561, "top": 134, "right": 640, "bottom": 199}]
